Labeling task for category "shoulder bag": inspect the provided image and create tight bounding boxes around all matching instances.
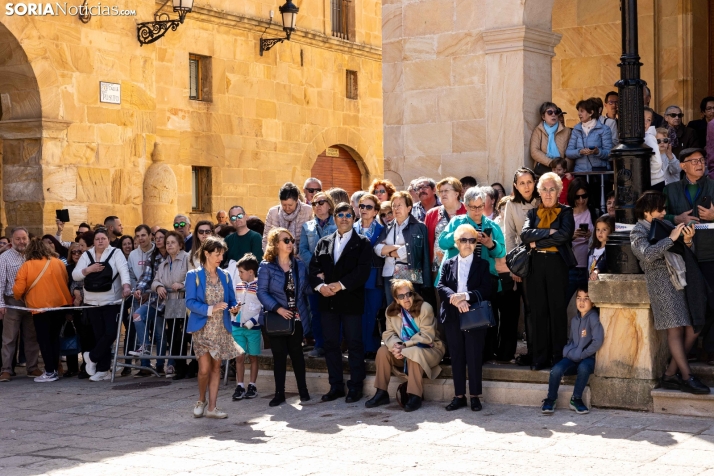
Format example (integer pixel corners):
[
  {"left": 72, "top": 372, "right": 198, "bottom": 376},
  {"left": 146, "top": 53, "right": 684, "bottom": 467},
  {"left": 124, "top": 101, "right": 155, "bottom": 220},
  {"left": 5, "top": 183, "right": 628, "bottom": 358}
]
[
  {"left": 505, "top": 244, "right": 532, "bottom": 278},
  {"left": 459, "top": 291, "right": 495, "bottom": 331},
  {"left": 264, "top": 311, "right": 295, "bottom": 336}
]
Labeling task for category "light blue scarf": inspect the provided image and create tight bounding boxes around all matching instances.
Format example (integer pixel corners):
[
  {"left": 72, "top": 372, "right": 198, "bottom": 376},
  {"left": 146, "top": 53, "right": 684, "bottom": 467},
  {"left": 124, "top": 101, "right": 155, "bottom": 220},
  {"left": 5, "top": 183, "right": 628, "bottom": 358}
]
[{"left": 544, "top": 121, "right": 560, "bottom": 159}]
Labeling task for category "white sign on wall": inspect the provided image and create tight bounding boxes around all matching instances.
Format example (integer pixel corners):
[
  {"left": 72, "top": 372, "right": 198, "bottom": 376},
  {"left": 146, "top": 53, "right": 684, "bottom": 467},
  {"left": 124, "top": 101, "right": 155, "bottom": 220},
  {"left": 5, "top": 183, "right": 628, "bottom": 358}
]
[{"left": 99, "top": 82, "right": 121, "bottom": 104}]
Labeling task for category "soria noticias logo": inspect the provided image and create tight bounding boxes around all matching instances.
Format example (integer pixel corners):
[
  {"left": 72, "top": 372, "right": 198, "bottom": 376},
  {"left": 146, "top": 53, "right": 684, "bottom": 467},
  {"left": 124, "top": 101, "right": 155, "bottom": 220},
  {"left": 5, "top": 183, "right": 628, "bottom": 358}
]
[{"left": 4, "top": 2, "right": 136, "bottom": 16}]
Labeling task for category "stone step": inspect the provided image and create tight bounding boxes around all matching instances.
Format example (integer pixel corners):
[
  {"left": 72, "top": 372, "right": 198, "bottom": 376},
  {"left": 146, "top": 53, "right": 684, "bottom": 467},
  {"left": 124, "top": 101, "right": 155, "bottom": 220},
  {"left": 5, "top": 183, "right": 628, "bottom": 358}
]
[
  {"left": 253, "top": 370, "right": 590, "bottom": 410},
  {"left": 691, "top": 363, "right": 714, "bottom": 386},
  {"left": 651, "top": 387, "right": 714, "bottom": 417}
]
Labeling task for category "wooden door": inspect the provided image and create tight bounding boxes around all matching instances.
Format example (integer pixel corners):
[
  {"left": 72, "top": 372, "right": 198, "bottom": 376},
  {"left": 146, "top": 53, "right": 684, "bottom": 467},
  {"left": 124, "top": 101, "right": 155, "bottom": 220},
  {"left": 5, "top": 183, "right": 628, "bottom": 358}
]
[{"left": 311, "top": 146, "right": 362, "bottom": 196}]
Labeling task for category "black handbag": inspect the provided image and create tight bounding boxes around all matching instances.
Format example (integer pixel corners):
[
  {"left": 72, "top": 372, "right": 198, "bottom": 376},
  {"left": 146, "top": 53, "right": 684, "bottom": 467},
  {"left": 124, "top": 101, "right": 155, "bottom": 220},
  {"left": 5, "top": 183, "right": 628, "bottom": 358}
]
[
  {"left": 506, "top": 244, "right": 532, "bottom": 278},
  {"left": 264, "top": 311, "right": 295, "bottom": 336},
  {"left": 458, "top": 291, "right": 495, "bottom": 331}
]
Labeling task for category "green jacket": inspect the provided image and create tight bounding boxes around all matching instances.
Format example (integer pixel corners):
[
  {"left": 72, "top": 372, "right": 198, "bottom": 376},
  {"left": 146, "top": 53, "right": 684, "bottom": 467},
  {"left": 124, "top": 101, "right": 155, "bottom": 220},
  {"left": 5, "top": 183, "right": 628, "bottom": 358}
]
[{"left": 436, "top": 214, "right": 506, "bottom": 290}]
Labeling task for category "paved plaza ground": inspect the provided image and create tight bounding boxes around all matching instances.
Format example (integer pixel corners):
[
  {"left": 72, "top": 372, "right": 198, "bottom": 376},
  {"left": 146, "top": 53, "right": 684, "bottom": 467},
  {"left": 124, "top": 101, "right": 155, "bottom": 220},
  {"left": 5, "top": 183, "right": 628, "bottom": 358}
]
[{"left": 2, "top": 372, "right": 714, "bottom": 476}]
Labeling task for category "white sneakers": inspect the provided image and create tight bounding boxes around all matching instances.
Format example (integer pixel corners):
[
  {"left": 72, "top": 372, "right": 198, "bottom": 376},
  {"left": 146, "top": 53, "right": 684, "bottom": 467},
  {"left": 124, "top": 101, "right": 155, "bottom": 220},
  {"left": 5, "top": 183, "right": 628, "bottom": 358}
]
[
  {"left": 205, "top": 407, "right": 228, "bottom": 419},
  {"left": 128, "top": 345, "right": 150, "bottom": 357},
  {"left": 34, "top": 371, "right": 59, "bottom": 383},
  {"left": 193, "top": 401, "right": 207, "bottom": 418},
  {"left": 83, "top": 352, "right": 97, "bottom": 376},
  {"left": 89, "top": 371, "right": 111, "bottom": 382}
]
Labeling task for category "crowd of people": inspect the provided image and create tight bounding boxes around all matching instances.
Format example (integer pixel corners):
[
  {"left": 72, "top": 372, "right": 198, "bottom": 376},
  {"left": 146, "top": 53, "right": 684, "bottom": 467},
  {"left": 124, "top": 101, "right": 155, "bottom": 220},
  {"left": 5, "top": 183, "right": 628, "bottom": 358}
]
[{"left": 1, "top": 91, "right": 713, "bottom": 419}]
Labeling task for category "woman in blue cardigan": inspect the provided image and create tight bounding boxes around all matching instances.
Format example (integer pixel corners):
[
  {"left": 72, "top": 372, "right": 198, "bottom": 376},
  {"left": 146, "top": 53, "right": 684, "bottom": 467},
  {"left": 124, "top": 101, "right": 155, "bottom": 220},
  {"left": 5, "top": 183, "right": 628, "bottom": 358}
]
[
  {"left": 186, "top": 236, "right": 243, "bottom": 419},
  {"left": 257, "top": 227, "right": 312, "bottom": 407}
]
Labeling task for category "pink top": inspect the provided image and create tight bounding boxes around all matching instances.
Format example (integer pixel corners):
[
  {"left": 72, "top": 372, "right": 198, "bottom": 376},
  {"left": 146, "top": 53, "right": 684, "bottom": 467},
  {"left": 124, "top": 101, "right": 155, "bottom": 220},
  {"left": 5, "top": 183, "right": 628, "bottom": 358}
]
[{"left": 572, "top": 210, "right": 593, "bottom": 268}]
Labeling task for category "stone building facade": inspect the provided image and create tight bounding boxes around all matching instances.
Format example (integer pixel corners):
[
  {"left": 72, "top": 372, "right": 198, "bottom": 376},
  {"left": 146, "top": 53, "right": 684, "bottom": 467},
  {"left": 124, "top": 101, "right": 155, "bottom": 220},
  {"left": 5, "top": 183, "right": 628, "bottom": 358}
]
[
  {"left": 382, "top": 0, "right": 712, "bottom": 188},
  {"left": 0, "top": 0, "right": 383, "bottom": 238}
]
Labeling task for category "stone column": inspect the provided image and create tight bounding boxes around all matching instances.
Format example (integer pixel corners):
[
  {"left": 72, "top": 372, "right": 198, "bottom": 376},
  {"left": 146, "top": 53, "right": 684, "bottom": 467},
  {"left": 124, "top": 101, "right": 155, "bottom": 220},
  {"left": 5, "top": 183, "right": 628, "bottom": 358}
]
[
  {"left": 588, "top": 274, "right": 669, "bottom": 411},
  {"left": 483, "top": 26, "right": 561, "bottom": 184}
]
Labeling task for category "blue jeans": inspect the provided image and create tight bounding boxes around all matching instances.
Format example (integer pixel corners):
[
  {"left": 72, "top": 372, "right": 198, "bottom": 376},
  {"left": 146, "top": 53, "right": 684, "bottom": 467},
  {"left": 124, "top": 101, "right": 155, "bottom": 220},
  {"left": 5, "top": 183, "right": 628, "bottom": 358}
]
[
  {"left": 547, "top": 356, "right": 595, "bottom": 401},
  {"left": 308, "top": 294, "right": 324, "bottom": 349},
  {"left": 362, "top": 288, "right": 383, "bottom": 353},
  {"left": 132, "top": 304, "right": 167, "bottom": 369}
]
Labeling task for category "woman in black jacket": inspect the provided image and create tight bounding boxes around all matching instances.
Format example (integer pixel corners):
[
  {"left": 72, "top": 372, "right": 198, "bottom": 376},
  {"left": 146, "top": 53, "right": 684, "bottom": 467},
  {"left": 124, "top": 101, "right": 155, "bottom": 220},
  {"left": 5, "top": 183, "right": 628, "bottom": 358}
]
[
  {"left": 521, "top": 172, "right": 576, "bottom": 371},
  {"left": 438, "top": 223, "right": 492, "bottom": 412}
]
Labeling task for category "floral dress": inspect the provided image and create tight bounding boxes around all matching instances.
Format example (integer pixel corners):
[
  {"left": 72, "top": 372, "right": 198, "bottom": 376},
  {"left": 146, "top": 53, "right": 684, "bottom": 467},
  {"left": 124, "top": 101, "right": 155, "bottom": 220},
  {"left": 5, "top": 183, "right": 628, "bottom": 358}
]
[{"left": 192, "top": 279, "right": 244, "bottom": 359}]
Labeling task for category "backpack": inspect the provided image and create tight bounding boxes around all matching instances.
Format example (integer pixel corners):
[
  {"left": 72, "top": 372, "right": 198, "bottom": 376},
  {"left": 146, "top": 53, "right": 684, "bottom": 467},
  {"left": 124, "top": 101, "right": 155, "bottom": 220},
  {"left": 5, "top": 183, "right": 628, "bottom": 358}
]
[{"left": 83, "top": 248, "right": 118, "bottom": 293}]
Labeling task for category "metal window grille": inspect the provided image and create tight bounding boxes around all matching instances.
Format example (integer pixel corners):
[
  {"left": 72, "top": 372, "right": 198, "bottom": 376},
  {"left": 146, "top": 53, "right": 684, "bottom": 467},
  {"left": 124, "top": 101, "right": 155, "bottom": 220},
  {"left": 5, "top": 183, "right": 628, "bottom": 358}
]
[
  {"left": 346, "top": 70, "right": 358, "bottom": 100},
  {"left": 331, "top": 0, "right": 349, "bottom": 40},
  {"left": 189, "top": 56, "right": 200, "bottom": 100}
]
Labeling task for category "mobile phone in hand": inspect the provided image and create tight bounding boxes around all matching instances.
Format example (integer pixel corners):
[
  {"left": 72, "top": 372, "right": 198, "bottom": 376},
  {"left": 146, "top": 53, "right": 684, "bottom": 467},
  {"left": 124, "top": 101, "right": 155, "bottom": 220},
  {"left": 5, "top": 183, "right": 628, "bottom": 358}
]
[
  {"left": 579, "top": 223, "right": 589, "bottom": 232},
  {"left": 701, "top": 196, "right": 712, "bottom": 209}
]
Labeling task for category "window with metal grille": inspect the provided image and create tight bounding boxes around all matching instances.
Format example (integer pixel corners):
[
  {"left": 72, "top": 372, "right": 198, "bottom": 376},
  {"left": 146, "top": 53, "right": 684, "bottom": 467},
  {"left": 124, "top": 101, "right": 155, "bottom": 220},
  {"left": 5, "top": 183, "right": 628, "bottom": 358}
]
[
  {"left": 191, "top": 166, "right": 212, "bottom": 212},
  {"left": 346, "top": 70, "right": 358, "bottom": 100},
  {"left": 331, "top": 0, "right": 354, "bottom": 41},
  {"left": 189, "top": 54, "right": 212, "bottom": 102}
]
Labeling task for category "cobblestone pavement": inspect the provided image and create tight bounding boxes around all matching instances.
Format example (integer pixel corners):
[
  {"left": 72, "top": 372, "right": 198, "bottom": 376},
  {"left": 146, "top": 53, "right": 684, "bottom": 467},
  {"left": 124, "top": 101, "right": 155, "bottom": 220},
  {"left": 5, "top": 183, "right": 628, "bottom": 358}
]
[{"left": 2, "top": 373, "right": 714, "bottom": 476}]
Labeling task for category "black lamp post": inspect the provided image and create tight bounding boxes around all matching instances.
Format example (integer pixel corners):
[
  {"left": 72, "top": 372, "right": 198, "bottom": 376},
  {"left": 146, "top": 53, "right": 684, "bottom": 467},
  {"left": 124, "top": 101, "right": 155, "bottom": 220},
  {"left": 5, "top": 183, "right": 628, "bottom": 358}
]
[
  {"left": 137, "top": 0, "right": 194, "bottom": 46},
  {"left": 606, "top": 0, "right": 652, "bottom": 274},
  {"left": 260, "top": 0, "right": 299, "bottom": 56}
]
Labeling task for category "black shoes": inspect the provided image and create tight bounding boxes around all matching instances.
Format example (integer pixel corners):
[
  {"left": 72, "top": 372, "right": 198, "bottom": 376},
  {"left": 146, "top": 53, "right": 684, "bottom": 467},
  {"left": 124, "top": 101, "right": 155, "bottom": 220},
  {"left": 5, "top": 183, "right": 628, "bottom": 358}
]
[
  {"left": 515, "top": 354, "right": 532, "bottom": 367},
  {"left": 681, "top": 375, "right": 711, "bottom": 394},
  {"left": 531, "top": 362, "right": 550, "bottom": 371},
  {"left": 345, "top": 389, "right": 363, "bottom": 403},
  {"left": 299, "top": 390, "right": 311, "bottom": 402},
  {"left": 321, "top": 386, "right": 346, "bottom": 402},
  {"left": 120, "top": 367, "right": 132, "bottom": 377},
  {"left": 404, "top": 395, "right": 422, "bottom": 412},
  {"left": 269, "top": 392, "right": 286, "bottom": 407},
  {"left": 445, "top": 396, "right": 467, "bottom": 411},
  {"left": 232, "top": 385, "right": 246, "bottom": 401},
  {"left": 661, "top": 372, "right": 684, "bottom": 390},
  {"left": 365, "top": 389, "right": 390, "bottom": 408},
  {"left": 471, "top": 397, "right": 482, "bottom": 411}
]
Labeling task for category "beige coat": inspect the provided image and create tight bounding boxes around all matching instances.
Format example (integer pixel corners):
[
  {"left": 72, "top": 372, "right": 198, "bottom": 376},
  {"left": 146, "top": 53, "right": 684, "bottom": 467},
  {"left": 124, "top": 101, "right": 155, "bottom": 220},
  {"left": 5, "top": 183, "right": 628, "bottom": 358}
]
[
  {"left": 151, "top": 250, "right": 189, "bottom": 292},
  {"left": 529, "top": 122, "right": 572, "bottom": 170},
  {"left": 502, "top": 198, "right": 540, "bottom": 253},
  {"left": 383, "top": 300, "right": 445, "bottom": 380}
]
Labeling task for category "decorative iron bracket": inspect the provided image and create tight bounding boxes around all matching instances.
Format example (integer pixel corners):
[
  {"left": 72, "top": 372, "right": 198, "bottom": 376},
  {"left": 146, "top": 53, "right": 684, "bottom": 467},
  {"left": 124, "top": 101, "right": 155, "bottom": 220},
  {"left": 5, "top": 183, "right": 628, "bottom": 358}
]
[
  {"left": 136, "top": 2, "right": 190, "bottom": 46},
  {"left": 260, "top": 38, "right": 285, "bottom": 56}
]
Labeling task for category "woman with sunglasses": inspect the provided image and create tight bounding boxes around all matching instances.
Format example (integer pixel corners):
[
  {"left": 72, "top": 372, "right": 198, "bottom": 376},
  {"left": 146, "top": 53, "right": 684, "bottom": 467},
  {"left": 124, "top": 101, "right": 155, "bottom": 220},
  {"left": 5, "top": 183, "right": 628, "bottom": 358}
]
[
  {"left": 188, "top": 221, "right": 215, "bottom": 270},
  {"left": 664, "top": 105, "right": 698, "bottom": 159},
  {"left": 521, "top": 172, "right": 576, "bottom": 371},
  {"left": 369, "top": 179, "right": 397, "bottom": 203},
  {"left": 299, "top": 192, "right": 336, "bottom": 359},
  {"left": 657, "top": 127, "right": 682, "bottom": 185},
  {"left": 354, "top": 193, "right": 385, "bottom": 358},
  {"left": 379, "top": 201, "right": 394, "bottom": 225},
  {"left": 257, "top": 228, "right": 312, "bottom": 406},
  {"left": 438, "top": 224, "right": 493, "bottom": 411},
  {"left": 365, "top": 279, "right": 445, "bottom": 412},
  {"left": 566, "top": 178, "right": 601, "bottom": 304},
  {"left": 530, "top": 101, "right": 572, "bottom": 176}
]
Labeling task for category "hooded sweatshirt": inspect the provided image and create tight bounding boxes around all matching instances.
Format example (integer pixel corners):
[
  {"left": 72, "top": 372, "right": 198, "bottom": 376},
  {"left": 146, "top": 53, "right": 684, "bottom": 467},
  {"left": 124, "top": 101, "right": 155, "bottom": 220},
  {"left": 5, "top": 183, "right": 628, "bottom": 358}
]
[{"left": 562, "top": 308, "right": 604, "bottom": 363}]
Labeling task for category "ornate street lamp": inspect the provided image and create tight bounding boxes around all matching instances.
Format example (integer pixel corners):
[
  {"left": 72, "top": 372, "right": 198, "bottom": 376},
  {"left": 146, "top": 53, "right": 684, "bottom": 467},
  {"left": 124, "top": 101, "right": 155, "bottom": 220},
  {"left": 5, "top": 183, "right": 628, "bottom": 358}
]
[
  {"left": 606, "top": 0, "right": 652, "bottom": 274},
  {"left": 260, "top": 0, "right": 300, "bottom": 56},
  {"left": 137, "top": 0, "right": 194, "bottom": 46}
]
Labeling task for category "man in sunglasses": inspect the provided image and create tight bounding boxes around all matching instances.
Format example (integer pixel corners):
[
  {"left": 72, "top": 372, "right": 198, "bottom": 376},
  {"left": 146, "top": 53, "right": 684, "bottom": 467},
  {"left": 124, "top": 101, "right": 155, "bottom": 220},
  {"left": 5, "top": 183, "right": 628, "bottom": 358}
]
[
  {"left": 222, "top": 205, "right": 263, "bottom": 265},
  {"left": 308, "top": 203, "right": 372, "bottom": 404},
  {"left": 303, "top": 177, "right": 322, "bottom": 205},
  {"left": 173, "top": 214, "right": 193, "bottom": 252},
  {"left": 664, "top": 105, "right": 698, "bottom": 159}
]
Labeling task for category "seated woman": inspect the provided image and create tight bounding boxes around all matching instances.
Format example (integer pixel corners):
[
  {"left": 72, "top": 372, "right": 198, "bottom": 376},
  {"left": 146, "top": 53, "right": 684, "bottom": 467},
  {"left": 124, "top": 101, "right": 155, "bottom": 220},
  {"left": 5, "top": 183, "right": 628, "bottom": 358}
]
[
  {"left": 365, "top": 280, "right": 445, "bottom": 412},
  {"left": 437, "top": 224, "right": 493, "bottom": 412}
]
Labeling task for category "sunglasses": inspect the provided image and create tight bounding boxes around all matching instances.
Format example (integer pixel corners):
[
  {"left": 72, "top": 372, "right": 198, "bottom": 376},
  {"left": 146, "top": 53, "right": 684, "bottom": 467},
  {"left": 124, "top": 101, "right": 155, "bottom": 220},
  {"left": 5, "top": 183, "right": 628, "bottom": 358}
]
[
  {"left": 312, "top": 200, "right": 328, "bottom": 207},
  {"left": 458, "top": 238, "right": 478, "bottom": 244},
  {"left": 380, "top": 212, "right": 393, "bottom": 218},
  {"left": 229, "top": 214, "right": 245, "bottom": 221},
  {"left": 667, "top": 113, "right": 684, "bottom": 118},
  {"left": 544, "top": 110, "right": 557, "bottom": 116},
  {"left": 374, "top": 189, "right": 387, "bottom": 195},
  {"left": 197, "top": 229, "right": 212, "bottom": 235},
  {"left": 336, "top": 212, "right": 353, "bottom": 219},
  {"left": 395, "top": 291, "right": 414, "bottom": 300},
  {"left": 576, "top": 193, "right": 589, "bottom": 200},
  {"left": 71, "top": 250, "right": 83, "bottom": 255},
  {"left": 173, "top": 222, "right": 187, "bottom": 228},
  {"left": 656, "top": 138, "right": 670, "bottom": 144},
  {"left": 358, "top": 204, "right": 374, "bottom": 210},
  {"left": 305, "top": 187, "right": 322, "bottom": 194},
  {"left": 281, "top": 237, "right": 295, "bottom": 245}
]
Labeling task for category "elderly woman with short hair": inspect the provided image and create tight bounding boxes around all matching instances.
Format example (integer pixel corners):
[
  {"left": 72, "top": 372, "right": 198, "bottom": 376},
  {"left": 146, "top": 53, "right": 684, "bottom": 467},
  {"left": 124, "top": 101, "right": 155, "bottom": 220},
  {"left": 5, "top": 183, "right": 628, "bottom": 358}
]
[
  {"left": 424, "top": 177, "right": 466, "bottom": 283},
  {"left": 521, "top": 172, "right": 576, "bottom": 370}
]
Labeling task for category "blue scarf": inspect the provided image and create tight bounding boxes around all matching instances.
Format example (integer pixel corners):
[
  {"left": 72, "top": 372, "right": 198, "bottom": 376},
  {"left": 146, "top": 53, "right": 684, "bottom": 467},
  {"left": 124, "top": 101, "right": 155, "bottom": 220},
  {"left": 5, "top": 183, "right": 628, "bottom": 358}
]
[
  {"left": 544, "top": 121, "right": 560, "bottom": 159},
  {"left": 400, "top": 307, "right": 430, "bottom": 373}
]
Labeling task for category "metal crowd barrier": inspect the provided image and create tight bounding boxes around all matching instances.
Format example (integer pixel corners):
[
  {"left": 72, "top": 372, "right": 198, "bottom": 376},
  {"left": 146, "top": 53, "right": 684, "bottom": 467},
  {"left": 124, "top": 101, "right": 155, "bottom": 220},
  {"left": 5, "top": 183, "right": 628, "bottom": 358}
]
[{"left": 110, "top": 291, "right": 231, "bottom": 384}]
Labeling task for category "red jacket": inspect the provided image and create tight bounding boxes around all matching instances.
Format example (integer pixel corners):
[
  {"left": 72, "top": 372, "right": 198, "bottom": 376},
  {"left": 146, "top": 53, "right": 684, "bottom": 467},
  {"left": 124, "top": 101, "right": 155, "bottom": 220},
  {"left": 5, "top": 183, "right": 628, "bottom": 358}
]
[{"left": 424, "top": 203, "right": 467, "bottom": 265}]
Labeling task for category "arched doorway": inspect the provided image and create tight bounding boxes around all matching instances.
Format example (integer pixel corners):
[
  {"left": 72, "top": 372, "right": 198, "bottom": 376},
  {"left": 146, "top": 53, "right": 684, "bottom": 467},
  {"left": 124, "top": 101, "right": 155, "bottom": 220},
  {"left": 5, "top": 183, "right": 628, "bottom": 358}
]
[{"left": 311, "top": 145, "right": 362, "bottom": 196}]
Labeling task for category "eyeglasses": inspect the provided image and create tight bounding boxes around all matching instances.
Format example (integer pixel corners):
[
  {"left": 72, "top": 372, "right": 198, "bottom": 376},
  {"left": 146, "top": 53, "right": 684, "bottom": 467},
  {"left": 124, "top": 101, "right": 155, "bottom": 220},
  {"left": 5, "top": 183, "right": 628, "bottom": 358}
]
[
  {"left": 415, "top": 185, "right": 431, "bottom": 192},
  {"left": 229, "top": 214, "right": 245, "bottom": 221},
  {"left": 395, "top": 291, "right": 414, "bottom": 300},
  {"left": 197, "top": 229, "right": 212, "bottom": 235},
  {"left": 667, "top": 113, "right": 684, "bottom": 118},
  {"left": 657, "top": 138, "right": 670, "bottom": 144},
  {"left": 540, "top": 188, "right": 558, "bottom": 195},
  {"left": 544, "top": 110, "right": 557, "bottom": 116},
  {"left": 336, "top": 212, "right": 353, "bottom": 219},
  {"left": 438, "top": 188, "right": 456, "bottom": 195},
  {"left": 706, "top": 106, "right": 714, "bottom": 112},
  {"left": 380, "top": 212, "right": 393, "bottom": 219},
  {"left": 682, "top": 158, "right": 705, "bottom": 165},
  {"left": 374, "top": 189, "right": 387, "bottom": 195},
  {"left": 281, "top": 237, "right": 295, "bottom": 244},
  {"left": 173, "top": 222, "right": 187, "bottom": 228},
  {"left": 358, "top": 204, "right": 374, "bottom": 210},
  {"left": 576, "top": 193, "right": 589, "bottom": 200},
  {"left": 305, "top": 187, "right": 322, "bottom": 194},
  {"left": 458, "top": 238, "right": 478, "bottom": 244},
  {"left": 71, "top": 250, "right": 82, "bottom": 255},
  {"left": 467, "top": 204, "right": 485, "bottom": 211},
  {"left": 312, "top": 200, "right": 328, "bottom": 207}
]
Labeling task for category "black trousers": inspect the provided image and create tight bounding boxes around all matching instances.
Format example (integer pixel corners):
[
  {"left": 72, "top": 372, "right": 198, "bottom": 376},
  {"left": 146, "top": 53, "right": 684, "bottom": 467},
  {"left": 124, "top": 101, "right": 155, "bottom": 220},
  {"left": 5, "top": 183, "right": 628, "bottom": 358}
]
[
  {"left": 443, "top": 316, "right": 486, "bottom": 396},
  {"left": 271, "top": 320, "right": 307, "bottom": 394},
  {"left": 33, "top": 310, "right": 65, "bottom": 374},
  {"left": 66, "top": 312, "right": 96, "bottom": 373},
  {"left": 121, "top": 297, "right": 136, "bottom": 365},
  {"left": 493, "top": 273, "right": 521, "bottom": 361},
  {"left": 526, "top": 253, "right": 569, "bottom": 366},
  {"left": 322, "top": 311, "right": 365, "bottom": 390},
  {"left": 699, "top": 262, "right": 714, "bottom": 353},
  {"left": 86, "top": 304, "right": 121, "bottom": 373}
]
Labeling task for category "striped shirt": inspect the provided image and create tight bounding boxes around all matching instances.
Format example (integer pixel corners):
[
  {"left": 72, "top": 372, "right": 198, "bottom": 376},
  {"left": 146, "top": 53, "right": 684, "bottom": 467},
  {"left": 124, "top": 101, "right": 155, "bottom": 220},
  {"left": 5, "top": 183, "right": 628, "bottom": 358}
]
[
  {"left": 234, "top": 279, "right": 261, "bottom": 328},
  {"left": 0, "top": 248, "right": 25, "bottom": 306}
]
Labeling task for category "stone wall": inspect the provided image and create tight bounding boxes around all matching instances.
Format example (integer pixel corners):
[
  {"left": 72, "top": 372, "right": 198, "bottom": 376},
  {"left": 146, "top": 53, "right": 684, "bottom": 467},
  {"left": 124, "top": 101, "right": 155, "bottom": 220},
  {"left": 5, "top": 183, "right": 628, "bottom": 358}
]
[{"left": 0, "top": 0, "right": 383, "bottom": 237}]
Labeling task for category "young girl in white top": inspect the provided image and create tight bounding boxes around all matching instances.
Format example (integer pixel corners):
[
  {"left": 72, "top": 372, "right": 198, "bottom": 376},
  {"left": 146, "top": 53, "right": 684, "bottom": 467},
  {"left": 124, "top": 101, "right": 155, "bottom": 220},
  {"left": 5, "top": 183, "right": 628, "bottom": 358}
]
[{"left": 588, "top": 215, "right": 615, "bottom": 281}]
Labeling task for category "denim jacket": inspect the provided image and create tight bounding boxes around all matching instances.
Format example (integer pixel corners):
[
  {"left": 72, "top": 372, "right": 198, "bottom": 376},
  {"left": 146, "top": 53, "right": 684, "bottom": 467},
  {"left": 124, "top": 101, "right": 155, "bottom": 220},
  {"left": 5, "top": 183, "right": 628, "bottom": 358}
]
[
  {"left": 375, "top": 215, "right": 432, "bottom": 288},
  {"left": 185, "top": 268, "right": 237, "bottom": 334},
  {"left": 566, "top": 120, "right": 613, "bottom": 171},
  {"left": 299, "top": 217, "right": 337, "bottom": 264},
  {"left": 257, "top": 258, "right": 312, "bottom": 333}
]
